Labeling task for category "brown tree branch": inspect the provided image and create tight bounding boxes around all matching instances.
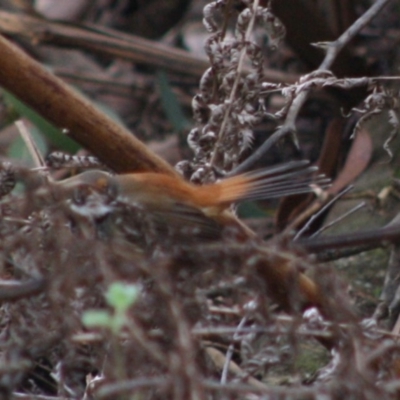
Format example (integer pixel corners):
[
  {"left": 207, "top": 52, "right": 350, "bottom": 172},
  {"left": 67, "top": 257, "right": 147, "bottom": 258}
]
[
  {"left": 0, "top": 34, "right": 178, "bottom": 175},
  {"left": 0, "top": 10, "right": 298, "bottom": 84},
  {"left": 300, "top": 224, "right": 400, "bottom": 253}
]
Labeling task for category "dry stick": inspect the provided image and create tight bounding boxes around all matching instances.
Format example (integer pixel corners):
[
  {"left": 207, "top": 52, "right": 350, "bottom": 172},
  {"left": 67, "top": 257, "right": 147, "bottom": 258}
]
[
  {"left": 203, "top": 379, "right": 316, "bottom": 396},
  {"left": 221, "top": 315, "right": 248, "bottom": 384},
  {"left": 205, "top": 347, "right": 268, "bottom": 390},
  {"left": 152, "top": 264, "right": 206, "bottom": 400},
  {"left": 318, "top": 0, "right": 392, "bottom": 70},
  {"left": 95, "top": 378, "right": 167, "bottom": 399},
  {"left": 309, "top": 201, "right": 366, "bottom": 238},
  {"left": 125, "top": 319, "right": 168, "bottom": 367},
  {"left": 0, "top": 34, "right": 178, "bottom": 175},
  {"left": 168, "top": 304, "right": 205, "bottom": 400},
  {"left": 54, "top": 68, "right": 148, "bottom": 95},
  {"left": 291, "top": 185, "right": 354, "bottom": 240},
  {"left": 0, "top": 278, "right": 46, "bottom": 302},
  {"left": 230, "top": 0, "right": 393, "bottom": 176},
  {"left": 300, "top": 224, "right": 400, "bottom": 253},
  {"left": 15, "top": 120, "right": 46, "bottom": 169},
  {"left": 12, "top": 394, "right": 74, "bottom": 400},
  {"left": 0, "top": 10, "right": 297, "bottom": 84}
]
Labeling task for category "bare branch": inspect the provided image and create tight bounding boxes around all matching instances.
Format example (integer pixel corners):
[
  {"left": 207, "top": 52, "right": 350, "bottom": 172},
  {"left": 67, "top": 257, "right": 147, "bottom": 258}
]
[
  {"left": 232, "top": 0, "right": 393, "bottom": 175},
  {"left": 0, "top": 34, "right": 178, "bottom": 175},
  {"left": 0, "top": 10, "right": 296, "bottom": 84}
]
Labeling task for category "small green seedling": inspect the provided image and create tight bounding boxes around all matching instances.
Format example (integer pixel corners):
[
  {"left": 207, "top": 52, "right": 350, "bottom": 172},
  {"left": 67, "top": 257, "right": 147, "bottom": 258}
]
[{"left": 82, "top": 282, "right": 140, "bottom": 334}]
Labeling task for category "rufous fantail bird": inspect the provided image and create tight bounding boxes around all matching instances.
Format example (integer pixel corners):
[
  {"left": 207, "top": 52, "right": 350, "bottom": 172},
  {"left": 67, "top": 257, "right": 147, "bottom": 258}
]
[
  {"left": 58, "top": 160, "right": 327, "bottom": 222},
  {"left": 58, "top": 161, "right": 328, "bottom": 311}
]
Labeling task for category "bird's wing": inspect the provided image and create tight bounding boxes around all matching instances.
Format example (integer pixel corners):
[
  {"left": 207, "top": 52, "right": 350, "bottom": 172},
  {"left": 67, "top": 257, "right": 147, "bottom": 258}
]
[{"left": 149, "top": 201, "right": 223, "bottom": 241}]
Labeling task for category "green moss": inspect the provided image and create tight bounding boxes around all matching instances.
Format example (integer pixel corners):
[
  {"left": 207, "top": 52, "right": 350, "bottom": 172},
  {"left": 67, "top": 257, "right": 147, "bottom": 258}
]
[{"left": 294, "top": 341, "right": 330, "bottom": 378}]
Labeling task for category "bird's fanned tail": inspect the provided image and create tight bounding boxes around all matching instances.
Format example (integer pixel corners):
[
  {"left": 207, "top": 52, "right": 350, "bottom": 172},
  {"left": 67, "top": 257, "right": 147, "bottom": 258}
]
[{"left": 207, "top": 161, "right": 329, "bottom": 206}]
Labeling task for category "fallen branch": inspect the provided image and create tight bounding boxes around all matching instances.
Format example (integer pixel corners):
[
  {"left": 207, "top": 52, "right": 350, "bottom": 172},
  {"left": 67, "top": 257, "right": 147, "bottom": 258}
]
[{"left": 0, "top": 34, "right": 177, "bottom": 175}]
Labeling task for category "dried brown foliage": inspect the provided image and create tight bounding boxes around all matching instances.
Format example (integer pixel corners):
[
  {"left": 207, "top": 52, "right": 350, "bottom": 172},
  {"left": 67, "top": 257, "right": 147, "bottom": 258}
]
[{"left": 0, "top": 1, "right": 400, "bottom": 399}]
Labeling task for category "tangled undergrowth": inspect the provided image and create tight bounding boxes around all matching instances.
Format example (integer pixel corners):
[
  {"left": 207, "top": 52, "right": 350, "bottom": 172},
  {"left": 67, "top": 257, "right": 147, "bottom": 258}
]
[
  {"left": 0, "top": 0, "right": 400, "bottom": 399},
  {"left": 0, "top": 160, "right": 398, "bottom": 400}
]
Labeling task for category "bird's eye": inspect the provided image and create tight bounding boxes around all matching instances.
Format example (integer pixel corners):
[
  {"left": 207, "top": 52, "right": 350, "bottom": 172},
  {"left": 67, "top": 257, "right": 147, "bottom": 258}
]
[{"left": 95, "top": 177, "right": 109, "bottom": 191}]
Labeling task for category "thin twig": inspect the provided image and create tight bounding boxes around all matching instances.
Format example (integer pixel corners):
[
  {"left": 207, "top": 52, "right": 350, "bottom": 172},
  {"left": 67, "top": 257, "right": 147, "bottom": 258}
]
[
  {"left": 231, "top": 0, "right": 393, "bottom": 175},
  {"left": 320, "top": 0, "right": 393, "bottom": 70},
  {"left": 15, "top": 120, "right": 46, "bottom": 170},
  {"left": 310, "top": 201, "right": 365, "bottom": 238},
  {"left": 0, "top": 278, "right": 46, "bottom": 302},
  {"left": 204, "top": 378, "right": 315, "bottom": 395},
  {"left": 12, "top": 394, "right": 73, "bottom": 400},
  {"left": 95, "top": 377, "right": 167, "bottom": 399},
  {"left": 300, "top": 224, "right": 400, "bottom": 253},
  {"left": 205, "top": 347, "right": 268, "bottom": 390},
  {"left": 221, "top": 315, "right": 248, "bottom": 383},
  {"left": 125, "top": 319, "right": 168, "bottom": 367},
  {"left": 293, "top": 185, "right": 353, "bottom": 240},
  {"left": 0, "top": 10, "right": 296, "bottom": 84}
]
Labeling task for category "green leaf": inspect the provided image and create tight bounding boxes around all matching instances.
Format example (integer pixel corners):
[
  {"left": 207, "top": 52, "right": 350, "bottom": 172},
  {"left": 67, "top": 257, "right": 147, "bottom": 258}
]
[
  {"left": 157, "top": 70, "right": 190, "bottom": 133},
  {"left": 82, "top": 310, "right": 112, "bottom": 328},
  {"left": 105, "top": 282, "right": 140, "bottom": 312},
  {"left": 2, "top": 89, "right": 80, "bottom": 152},
  {"left": 8, "top": 125, "right": 48, "bottom": 166}
]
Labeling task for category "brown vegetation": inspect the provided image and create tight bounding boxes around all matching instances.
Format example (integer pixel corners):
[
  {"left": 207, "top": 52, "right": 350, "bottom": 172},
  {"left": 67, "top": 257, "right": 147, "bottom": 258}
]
[{"left": 0, "top": 0, "right": 399, "bottom": 399}]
